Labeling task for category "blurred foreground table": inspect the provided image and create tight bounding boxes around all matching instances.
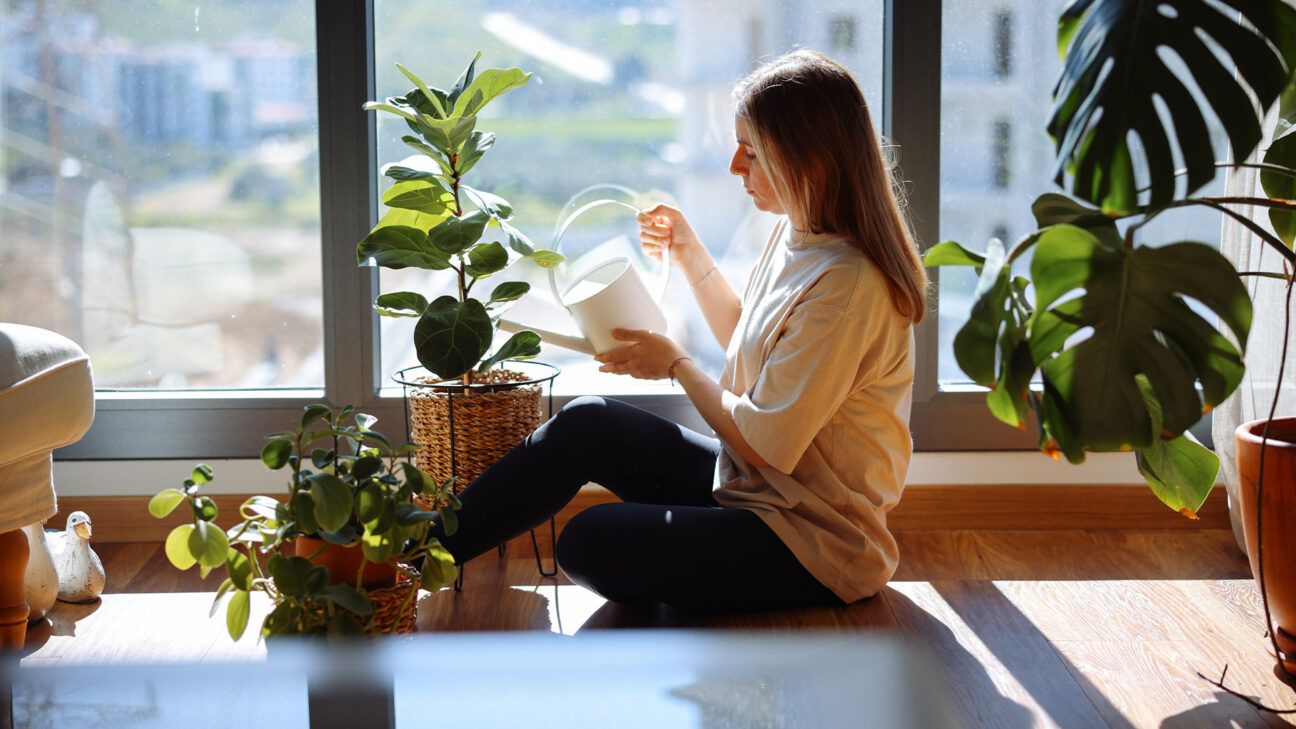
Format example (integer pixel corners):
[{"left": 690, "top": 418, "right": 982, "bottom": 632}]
[{"left": 4, "top": 631, "right": 955, "bottom": 728}]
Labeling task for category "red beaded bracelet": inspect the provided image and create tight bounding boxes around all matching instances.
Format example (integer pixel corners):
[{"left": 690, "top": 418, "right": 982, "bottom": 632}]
[{"left": 667, "top": 356, "right": 693, "bottom": 385}]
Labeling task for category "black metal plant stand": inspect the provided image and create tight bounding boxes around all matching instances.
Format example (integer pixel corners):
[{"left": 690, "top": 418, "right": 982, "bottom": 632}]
[{"left": 394, "top": 361, "right": 561, "bottom": 592}]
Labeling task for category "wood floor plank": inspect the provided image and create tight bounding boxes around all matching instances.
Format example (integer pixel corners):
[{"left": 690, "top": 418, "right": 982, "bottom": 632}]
[
  {"left": 893, "top": 530, "right": 992, "bottom": 581},
  {"left": 1050, "top": 639, "right": 1275, "bottom": 729},
  {"left": 886, "top": 581, "right": 1077, "bottom": 728}
]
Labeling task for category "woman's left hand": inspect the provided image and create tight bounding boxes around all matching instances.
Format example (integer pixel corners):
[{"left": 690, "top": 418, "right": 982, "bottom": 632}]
[{"left": 595, "top": 329, "right": 686, "bottom": 379}]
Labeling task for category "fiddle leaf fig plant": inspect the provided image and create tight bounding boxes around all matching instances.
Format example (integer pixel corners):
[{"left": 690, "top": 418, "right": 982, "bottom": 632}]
[
  {"left": 926, "top": 0, "right": 1296, "bottom": 517},
  {"left": 148, "top": 404, "right": 461, "bottom": 641},
  {"left": 358, "top": 54, "right": 562, "bottom": 384}
]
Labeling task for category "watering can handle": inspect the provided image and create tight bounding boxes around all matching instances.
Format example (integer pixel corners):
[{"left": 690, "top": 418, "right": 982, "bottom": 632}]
[{"left": 548, "top": 198, "right": 671, "bottom": 310}]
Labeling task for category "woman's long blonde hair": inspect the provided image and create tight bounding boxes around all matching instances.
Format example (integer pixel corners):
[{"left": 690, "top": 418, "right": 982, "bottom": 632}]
[{"left": 733, "top": 49, "right": 928, "bottom": 324}]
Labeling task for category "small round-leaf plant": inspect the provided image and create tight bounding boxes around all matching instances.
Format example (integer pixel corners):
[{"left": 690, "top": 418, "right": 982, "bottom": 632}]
[
  {"left": 148, "top": 404, "right": 460, "bottom": 641},
  {"left": 358, "top": 53, "right": 565, "bottom": 386}
]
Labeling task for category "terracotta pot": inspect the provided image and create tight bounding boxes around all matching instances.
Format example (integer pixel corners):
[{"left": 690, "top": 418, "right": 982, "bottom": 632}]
[
  {"left": 1235, "top": 417, "right": 1296, "bottom": 677},
  {"left": 294, "top": 536, "right": 396, "bottom": 590}
]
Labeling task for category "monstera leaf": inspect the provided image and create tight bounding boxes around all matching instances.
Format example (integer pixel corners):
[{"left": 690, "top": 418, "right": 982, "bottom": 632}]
[
  {"left": 1028, "top": 224, "right": 1252, "bottom": 452},
  {"left": 1050, "top": 0, "right": 1296, "bottom": 214}
]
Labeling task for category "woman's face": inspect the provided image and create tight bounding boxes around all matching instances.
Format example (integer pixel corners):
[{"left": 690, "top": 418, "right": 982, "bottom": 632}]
[{"left": 730, "top": 117, "right": 784, "bottom": 215}]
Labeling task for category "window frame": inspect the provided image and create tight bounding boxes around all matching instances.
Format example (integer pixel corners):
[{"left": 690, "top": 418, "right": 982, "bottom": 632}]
[{"left": 57, "top": 0, "right": 1038, "bottom": 461}]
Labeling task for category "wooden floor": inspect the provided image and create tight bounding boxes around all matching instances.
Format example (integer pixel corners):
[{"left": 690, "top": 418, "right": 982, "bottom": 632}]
[{"left": 18, "top": 529, "right": 1296, "bottom": 728}]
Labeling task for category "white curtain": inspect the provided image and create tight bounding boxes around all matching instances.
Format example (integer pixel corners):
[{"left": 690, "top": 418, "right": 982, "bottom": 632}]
[{"left": 1212, "top": 123, "right": 1296, "bottom": 551}]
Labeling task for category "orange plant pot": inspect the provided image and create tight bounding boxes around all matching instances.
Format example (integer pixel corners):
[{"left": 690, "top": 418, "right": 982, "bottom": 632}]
[
  {"left": 294, "top": 536, "right": 397, "bottom": 590},
  {"left": 1235, "top": 417, "right": 1296, "bottom": 678}
]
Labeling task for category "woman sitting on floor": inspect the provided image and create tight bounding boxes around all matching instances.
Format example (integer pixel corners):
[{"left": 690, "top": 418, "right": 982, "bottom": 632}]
[{"left": 429, "top": 49, "right": 927, "bottom": 611}]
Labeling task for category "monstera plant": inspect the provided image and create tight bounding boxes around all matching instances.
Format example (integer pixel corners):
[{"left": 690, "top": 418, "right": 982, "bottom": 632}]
[
  {"left": 357, "top": 54, "right": 564, "bottom": 385},
  {"left": 926, "top": 0, "right": 1296, "bottom": 517}
]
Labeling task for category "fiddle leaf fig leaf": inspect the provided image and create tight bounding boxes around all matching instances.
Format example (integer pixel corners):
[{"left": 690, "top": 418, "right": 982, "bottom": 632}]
[
  {"left": 923, "top": 241, "right": 986, "bottom": 269},
  {"left": 381, "top": 179, "right": 454, "bottom": 215},
  {"left": 374, "top": 291, "right": 429, "bottom": 318},
  {"left": 466, "top": 241, "right": 509, "bottom": 279},
  {"left": 396, "top": 63, "right": 447, "bottom": 118},
  {"left": 487, "top": 281, "right": 530, "bottom": 307},
  {"left": 530, "top": 249, "right": 565, "bottom": 268},
  {"left": 478, "top": 330, "right": 541, "bottom": 372},
  {"left": 1050, "top": 0, "right": 1296, "bottom": 213},
  {"left": 372, "top": 205, "right": 454, "bottom": 236},
  {"left": 1028, "top": 224, "right": 1251, "bottom": 451},
  {"left": 427, "top": 211, "right": 490, "bottom": 256},
  {"left": 457, "top": 131, "right": 495, "bottom": 176},
  {"left": 461, "top": 185, "right": 513, "bottom": 220},
  {"left": 413, "top": 296, "right": 493, "bottom": 379},
  {"left": 1261, "top": 131, "right": 1296, "bottom": 249},
  {"left": 448, "top": 52, "right": 481, "bottom": 108},
  {"left": 499, "top": 220, "right": 534, "bottom": 257},
  {"left": 420, "top": 115, "right": 477, "bottom": 155},
  {"left": 452, "top": 67, "right": 531, "bottom": 117},
  {"left": 358, "top": 226, "right": 452, "bottom": 270},
  {"left": 1133, "top": 375, "right": 1219, "bottom": 517}
]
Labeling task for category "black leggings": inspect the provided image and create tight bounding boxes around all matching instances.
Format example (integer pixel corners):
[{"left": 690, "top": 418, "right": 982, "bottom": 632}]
[{"left": 431, "top": 396, "right": 845, "bottom": 611}]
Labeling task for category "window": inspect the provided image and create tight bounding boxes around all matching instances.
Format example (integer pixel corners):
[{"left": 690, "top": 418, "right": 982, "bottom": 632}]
[
  {"left": 992, "top": 119, "right": 1012, "bottom": 189},
  {"left": 992, "top": 10, "right": 1013, "bottom": 78},
  {"left": 12, "top": 0, "right": 1236, "bottom": 459},
  {"left": 829, "top": 16, "right": 858, "bottom": 54},
  {"left": 372, "top": 2, "right": 884, "bottom": 397},
  {"left": 1, "top": 1, "right": 323, "bottom": 391}
]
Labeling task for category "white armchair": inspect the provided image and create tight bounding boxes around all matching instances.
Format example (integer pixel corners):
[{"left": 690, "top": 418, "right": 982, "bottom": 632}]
[{"left": 0, "top": 323, "right": 94, "bottom": 649}]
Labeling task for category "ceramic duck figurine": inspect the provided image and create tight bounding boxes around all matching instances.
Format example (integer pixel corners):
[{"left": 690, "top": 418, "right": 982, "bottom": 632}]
[
  {"left": 21, "top": 522, "right": 59, "bottom": 621},
  {"left": 49, "top": 512, "right": 105, "bottom": 603}
]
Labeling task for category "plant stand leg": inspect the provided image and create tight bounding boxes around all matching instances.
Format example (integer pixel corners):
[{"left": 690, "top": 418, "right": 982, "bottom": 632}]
[{"left": 530, "top": 517, "right": 558, "bottom": 578}]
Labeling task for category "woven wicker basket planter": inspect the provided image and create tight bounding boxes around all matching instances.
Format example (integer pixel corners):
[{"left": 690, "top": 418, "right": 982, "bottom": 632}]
[
  {"left": 398, "top": 364, "right": 557, "bottom": 511},
  {"left": 364, "top": 565, "right": 420, "bottom": 636}
]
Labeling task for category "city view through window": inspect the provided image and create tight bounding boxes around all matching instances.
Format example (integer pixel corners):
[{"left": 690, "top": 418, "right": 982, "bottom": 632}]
[{"left": 1, "top": 0, "right": 1227, "bottom": 395}]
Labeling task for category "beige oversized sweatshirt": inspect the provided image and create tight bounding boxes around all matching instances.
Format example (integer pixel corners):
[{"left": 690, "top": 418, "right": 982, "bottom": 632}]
[{"left": 713, "top": 218, "right": 915, "bottom": 603}]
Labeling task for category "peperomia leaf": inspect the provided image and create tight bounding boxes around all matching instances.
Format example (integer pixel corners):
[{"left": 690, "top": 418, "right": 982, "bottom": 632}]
[
  {"left": 261, "top": 439, "right": 292, "bottom": 470},
  {"left": 530, "top": 249, "right": 565, "bottom": 268},
  {"left": 374, "top": 291, "right": 429, "bottom": 318},
  {"left": 427, "top": 211, "right": 490, "bottom": 256},
  {"left": 319, "top": 585, "right": 373, "bottom": 616},
  {"left": 413, "top": 296, "right": 493, "bottom": 379},
  {"left": 1050, "top": 0, "right": 1296, "bottom": 213},
  {"left": 309, "top": 473, "right": 353, "bottom": 533},
  {"left": 165, "top": 524, "right": 198, "bottom": 570},
  {"left": 148, "top": 489, "right": 186, "bottom": 519},
  {"left": 189, "top": 520, "right": 230, "bottom": 570},
  {"left": 478, "top": 330, "right": 542, "bottom": 372},
  {"left": 226, "top": 589, "right": 251, "bottom": 641},
  {"left": 466, "top": 241, "right": 509, "bottom": 279},
  {"left": 358, "top": 226, "right": 452, "bottom": 270},
  {"left": 421, "top": 545, "right": 458, "bottom": 592},
  {"left": 1028, "top": 224, "right": 1251, "bottom": 451}
]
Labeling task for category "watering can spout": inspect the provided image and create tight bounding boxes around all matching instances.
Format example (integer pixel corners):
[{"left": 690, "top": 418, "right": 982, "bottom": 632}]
[{"left": 498, "top": 318, "right": 595, "bottom": 355}]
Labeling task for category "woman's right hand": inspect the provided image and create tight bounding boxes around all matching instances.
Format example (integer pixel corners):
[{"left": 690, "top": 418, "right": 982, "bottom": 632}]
[{"left": 637, "top": 203, "right": 706, "bottom": 273}]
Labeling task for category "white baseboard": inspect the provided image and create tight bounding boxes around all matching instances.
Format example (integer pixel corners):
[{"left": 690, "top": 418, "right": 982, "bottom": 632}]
[{"left": 51, "top": 450, "right": 1155, "bottom": 497}]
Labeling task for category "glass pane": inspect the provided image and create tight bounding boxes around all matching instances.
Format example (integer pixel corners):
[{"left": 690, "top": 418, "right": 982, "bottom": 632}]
[
  {"left": 374, "top": 1, "right": 883, "bottom": 395},
  {"left": 0, "top": 1, "right": 322, "bottom": 390},
  {"left": 937, "top": 1, "right": 1228, "bottom": 386}
]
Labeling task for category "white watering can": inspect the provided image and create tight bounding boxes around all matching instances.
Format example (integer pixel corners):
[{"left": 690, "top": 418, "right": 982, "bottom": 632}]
[{"left": 499, "top": 197, "right": 669, "bottom": 356}]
